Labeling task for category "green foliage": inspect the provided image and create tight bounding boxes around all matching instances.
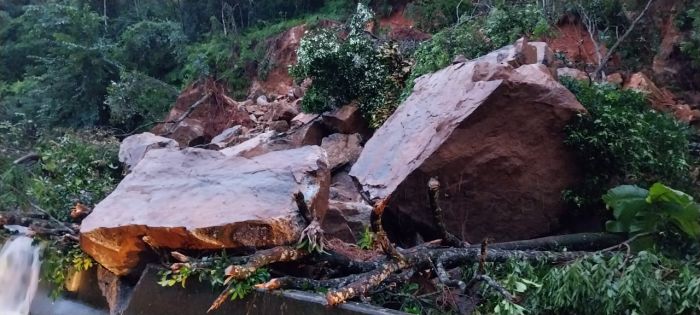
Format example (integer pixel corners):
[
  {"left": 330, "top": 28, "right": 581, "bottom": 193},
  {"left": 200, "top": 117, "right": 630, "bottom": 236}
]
[
  {"left": 0, "top": 4, "right": 119, "bottom": 127},
  {"left": 179, "top": 0, "right": 326, "bottom": 41},
  {"left": 404, "top": 0, "right": 470, "bottom": 33},
  {"left": 226, "top": 268, "right": 270, "bottom": 300},
  {"left": 408, "top": 3, "right": 550, "bottom": 89},
  {"left": 357, "top": 225, "right": 375, "bottom": 250},
  {"left": 0, "top": 118, "right": 39, "bottom": 210},
  {"left": 28, "top": 130, "right": 121, "bottom": 221},
  {"left": 291, "top": 4, "right": 412, "bottom": 127},
  {"left": 604, "top": 183, "right": 700, "bottom": 243},
  {"left": 469, "top": 251, "right": 700, "bottom": 315},
  {"left": 42, "top": 242, "right": 94, "bottom": 299},
  {"left": 158, "top": 251, "right": 270, "bottom": 301},
  {"left": 0, "top": 4, "right": 105, "bottom": 82},
  {"left": 562, "top": 78, "right": 692, "bottom": 209},
  {"left": 116, "top": 21, "right": 186, "bottom": 83},
  {"left": 679, "top": 7, "right": 700, "bottom": 67},
  {"left": 105, "top": 70, "right": 179, "bottom": 132}
]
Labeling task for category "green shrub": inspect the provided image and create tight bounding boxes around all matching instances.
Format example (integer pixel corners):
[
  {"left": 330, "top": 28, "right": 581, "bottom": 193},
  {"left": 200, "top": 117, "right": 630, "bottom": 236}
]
[
  {"left": 468, "top": 249, "right": 700, "bottom": 315},
  {"left": 404, "top": 0, "right": 469, "bottom": 33},
  {"left": 679, "top": 7, "right": 700, "bottom": 67},
  {"left": 42, "top": 241, "right": 94, "bottom": 299},
  {"left": 106, "top": 70, "right": 179, "bottom": 133},
  {"left": 562, "top": 78, "right": 692, "bottom": 209},
  {"left": 116, "top": 21, "right": 186, "bottom": 83},
  {"left": 28, "top": 130, "right": 121, "bottom": 221},
  {"left": 0, "top": 118, "right": 39, "bottom": 211},
  {"left": 407, "top": 3, "right": 550, "bottom": 92},
  {"left": 291, "top": 4, "right": 411, "bottom": 127}
]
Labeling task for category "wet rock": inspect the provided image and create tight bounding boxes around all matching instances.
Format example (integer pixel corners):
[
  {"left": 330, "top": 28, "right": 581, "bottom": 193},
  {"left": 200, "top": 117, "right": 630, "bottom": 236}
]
[
  {"left": 96, "top": 266, "right": 132, "bottom": 314},
  {"left": 80, "top": 146, "right": 330, "bottom": 276},
  {"left": 210, "top": 125, "right": 244, "bottom": 149},
  {"left": 322, "top": 201, "right": 372, "bottom": 243},
  {"left": 320, "top": 133, "right": 363, "bottom": 171},
  {"left": 350, "top": 43, "right": 585, "bottom": 244},
  {"left": 118, "top": 133, "right": 178, "bottom": 172},
  {"left": 321, "top": 103, "right": 370, "bottom": 136}
]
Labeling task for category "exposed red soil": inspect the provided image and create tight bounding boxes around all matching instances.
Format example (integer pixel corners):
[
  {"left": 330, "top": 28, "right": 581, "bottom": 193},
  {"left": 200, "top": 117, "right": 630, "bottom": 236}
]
[
  {"left": 152, "top": 78, "right": 252, "bottom": 146},
  {"left": 255, "top": 25, "right": 307, "bottom": 97},
  {"left": 547, "top": 22, "right": 609, "bottom": 66}
]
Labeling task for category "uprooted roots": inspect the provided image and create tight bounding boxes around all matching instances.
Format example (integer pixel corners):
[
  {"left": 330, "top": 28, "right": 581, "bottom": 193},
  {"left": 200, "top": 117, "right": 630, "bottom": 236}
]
[{"left": 174, "top": 181, "right": 626, "bottom": 313}]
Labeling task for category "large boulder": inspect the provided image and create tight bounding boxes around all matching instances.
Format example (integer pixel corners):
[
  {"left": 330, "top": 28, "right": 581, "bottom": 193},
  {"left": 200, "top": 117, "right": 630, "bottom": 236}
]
[
  {"left": 81, "top": 146, "right": 330, "bottom": 276},
  {"left": 118, "top": 132, "right": 178, "bottom": 172},
  {"left": 350, "top": 42, "right": 585, "bottom": 245}
]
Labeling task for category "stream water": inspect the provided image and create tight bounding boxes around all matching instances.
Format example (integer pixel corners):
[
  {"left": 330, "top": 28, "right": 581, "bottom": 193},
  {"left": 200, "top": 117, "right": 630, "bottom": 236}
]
[{"left": 0, "top": 236, "right": 41, "bottom": 315}]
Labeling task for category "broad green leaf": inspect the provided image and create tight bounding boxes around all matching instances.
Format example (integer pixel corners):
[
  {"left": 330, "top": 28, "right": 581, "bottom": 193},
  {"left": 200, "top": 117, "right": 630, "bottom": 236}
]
[
  {"left": 603, "top": 185, "right": 648, "bottom": 224},
  {"left": 647, "top": 183, "right": 694, "bottom": 206}
]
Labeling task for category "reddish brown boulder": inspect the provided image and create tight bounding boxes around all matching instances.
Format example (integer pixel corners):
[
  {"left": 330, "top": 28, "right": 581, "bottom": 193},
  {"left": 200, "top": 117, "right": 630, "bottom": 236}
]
[
  {"left": 320, "top": 133, "right": 363, "bottom": 170},
  {"left": 322, "top": 103, "right": 370, "bottom": 136},
  {"left": 80, "top": 146, "right": 330, "bottom": 275},
  {"left": 350, "top": 44, "right": 585, "bottom": 244},
  {"left": 289, "top": 113, "right": 328, "bottom": 146},
  {"left": 624, "top": 72, "right": 699, "bottom": 123}
]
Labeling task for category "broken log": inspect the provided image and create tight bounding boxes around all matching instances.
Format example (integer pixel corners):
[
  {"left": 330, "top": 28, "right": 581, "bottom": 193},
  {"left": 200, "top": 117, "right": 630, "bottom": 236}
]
[{"left": 224, "top": 246, "right": 307, "bottom": 282}]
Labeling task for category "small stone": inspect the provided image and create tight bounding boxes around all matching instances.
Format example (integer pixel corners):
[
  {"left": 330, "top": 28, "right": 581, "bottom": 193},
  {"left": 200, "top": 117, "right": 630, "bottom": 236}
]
[{"left": 268, "top": 120, "right": 290, "bottom": 132}]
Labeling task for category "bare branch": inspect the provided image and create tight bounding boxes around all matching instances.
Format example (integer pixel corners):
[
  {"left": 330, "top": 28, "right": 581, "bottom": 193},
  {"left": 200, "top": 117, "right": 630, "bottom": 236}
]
[{"left": 592, "top": 0, "right": 654, "bottom": 78}]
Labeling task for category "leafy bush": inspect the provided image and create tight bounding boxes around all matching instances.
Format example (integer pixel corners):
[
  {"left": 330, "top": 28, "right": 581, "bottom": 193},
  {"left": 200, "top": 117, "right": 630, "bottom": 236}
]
[
  {"left": 679, "top": 7, "right": 700, "bottom": 67},
  {"left": 42, "top": 242, "right": 94, "bottom": 299},
  {"left": 404, "top": 0, "right": 469, "bottom": 33},
  {"left": 28, "top": 130, "right": 121, "bottom": 221},
  {"left": 106, "top": 70, "right": 179, "bottom": 132},
  {"left": 116, "top": 21, "right": 186, "bottom": 83},
  {"left": 291, "top": 4, "right": 412, "bottom": 127},
  {"left": 472, "top": 251, "right": 700, "bottom": 315},
  {"left": 0, "top": 3, "right": 119, "bottom": 128},
  {"left": 0, "top": 118, "right": 39, "bottom": 210},
  {"left": 0, "top": 4, "right": 106, "bottom": 82},
  {"left": 603, "top": 183, "right": 700, "bottom": 254},
  {"left": 408, "top": 3, "right": 550, "bottom": 90},
  {"left": 562, "top": 78, "right": 692, "bottom": 209}
]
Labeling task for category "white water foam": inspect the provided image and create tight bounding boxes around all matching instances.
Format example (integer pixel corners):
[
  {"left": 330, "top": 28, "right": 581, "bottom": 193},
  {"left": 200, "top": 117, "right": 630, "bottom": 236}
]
[{"left": 0, "top": 236, "right": 41, "bottom": 315}]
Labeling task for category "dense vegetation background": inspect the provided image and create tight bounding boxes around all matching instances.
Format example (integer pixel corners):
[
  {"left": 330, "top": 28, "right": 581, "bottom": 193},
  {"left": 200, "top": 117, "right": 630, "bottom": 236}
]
[{"left": 2, "top": 0, "right": 700, "bottom": 314}]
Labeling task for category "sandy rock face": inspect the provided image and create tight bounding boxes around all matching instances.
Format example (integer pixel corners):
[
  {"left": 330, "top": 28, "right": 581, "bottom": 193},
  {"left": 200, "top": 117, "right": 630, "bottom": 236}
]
[
  {"left": 350, "top": 42, "right": 585, "bottom": 244},
  {"left": 81, "top": 146, "right": 330, "bottom": 276}
]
